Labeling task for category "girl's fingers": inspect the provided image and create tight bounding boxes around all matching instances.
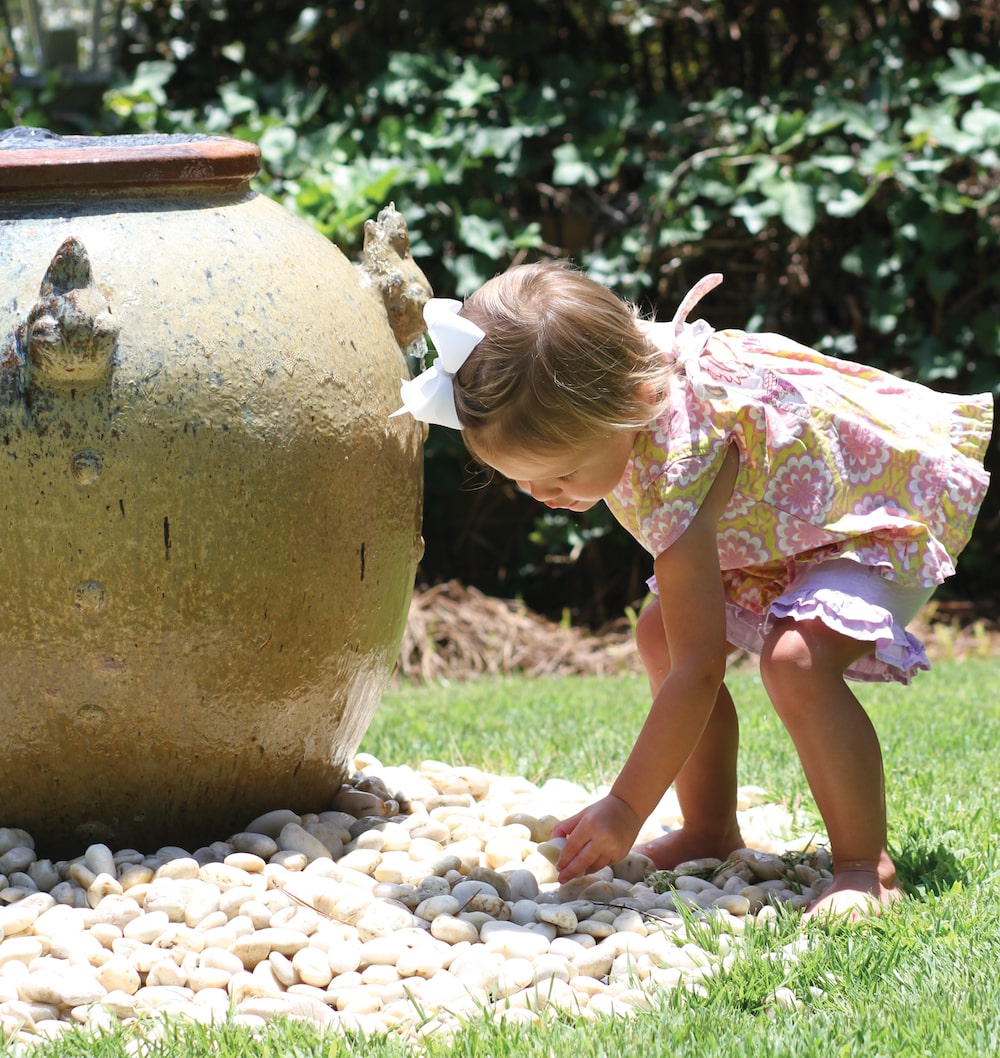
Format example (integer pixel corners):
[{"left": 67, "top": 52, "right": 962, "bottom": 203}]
[
  {"left": 557, "top": 841, "right": 599, "bottom": 882},
  {"left": 552, "top": 812, "right": 581, "bottom": 838}
]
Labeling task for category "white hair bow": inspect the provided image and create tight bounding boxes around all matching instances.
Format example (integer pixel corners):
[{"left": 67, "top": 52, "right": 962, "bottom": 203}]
[{"left": 391, "top": 299, "right": 485, "bottom": 430}]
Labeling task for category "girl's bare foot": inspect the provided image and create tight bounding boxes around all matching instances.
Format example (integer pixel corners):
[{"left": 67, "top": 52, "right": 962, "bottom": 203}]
[
  {"left": 803, "top": 857, "right": 905, "bottom": 922},
  {"left": 634, "top": 823, "right": 744, "bottom": 870}
]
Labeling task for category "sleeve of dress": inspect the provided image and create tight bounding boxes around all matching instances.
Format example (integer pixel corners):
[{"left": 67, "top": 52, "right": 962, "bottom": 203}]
[{"left": 633, "top": 441, "right": 732, "bottom": 558}]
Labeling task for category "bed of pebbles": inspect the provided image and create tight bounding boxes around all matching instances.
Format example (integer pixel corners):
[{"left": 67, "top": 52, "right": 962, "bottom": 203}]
[{"left": 0, "top": 755, "right": 829, "bottom": 1051}]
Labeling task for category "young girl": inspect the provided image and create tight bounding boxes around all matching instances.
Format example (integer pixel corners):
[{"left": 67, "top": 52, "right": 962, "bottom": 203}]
[{"left": 393, "top": 262, "right": 993, "bottom": 920}]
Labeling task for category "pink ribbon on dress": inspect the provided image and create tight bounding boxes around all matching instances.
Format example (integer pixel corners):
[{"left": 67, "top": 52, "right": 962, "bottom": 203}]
[{"left": 670, "top": 273, "right": 727, "bottom": 400}]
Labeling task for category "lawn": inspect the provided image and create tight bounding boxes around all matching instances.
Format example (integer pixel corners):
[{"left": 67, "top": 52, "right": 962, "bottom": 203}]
[{"left": 5, "top": 657, "right": 999, "bottom": 1057}]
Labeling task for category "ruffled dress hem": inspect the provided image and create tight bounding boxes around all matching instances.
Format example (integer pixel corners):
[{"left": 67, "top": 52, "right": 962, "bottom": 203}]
[{"left": 724, "top": 589, "right": 932, "bottom": 685}]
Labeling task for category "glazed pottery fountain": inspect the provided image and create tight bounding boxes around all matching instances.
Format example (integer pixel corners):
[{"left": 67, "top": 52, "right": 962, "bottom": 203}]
[{"left": 0, "top": 129, "right": 429, "bottom": 856}]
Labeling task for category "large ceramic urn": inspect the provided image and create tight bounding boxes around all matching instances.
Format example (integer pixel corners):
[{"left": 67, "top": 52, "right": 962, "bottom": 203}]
[{"left": 0, "top": 129, "right": 429, "bottom": 857}]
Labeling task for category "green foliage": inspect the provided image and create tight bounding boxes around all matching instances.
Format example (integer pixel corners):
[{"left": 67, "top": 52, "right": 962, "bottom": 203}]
[
  {"left": 94, "top": 4, "right": 1000, "bottom": 360},
  {"left": 101, "top": 45, "right": 547, "bottom": 271},
  {"left": 6, "top": 0, "right": 998, "bottom": 616}
]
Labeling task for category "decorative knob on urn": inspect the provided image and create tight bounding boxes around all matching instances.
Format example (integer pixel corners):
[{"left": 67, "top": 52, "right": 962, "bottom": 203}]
[
  {"left": 359, "top": 202, "right": 432, "bottom": 351},
  {"left": 22, "top": 236, "right": 119, "bottom": 385}
]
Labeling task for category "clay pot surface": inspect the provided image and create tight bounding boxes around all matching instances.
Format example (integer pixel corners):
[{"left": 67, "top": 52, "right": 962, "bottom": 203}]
[{"left": 0, "top": 131, "right": 427, "bottom": 856}]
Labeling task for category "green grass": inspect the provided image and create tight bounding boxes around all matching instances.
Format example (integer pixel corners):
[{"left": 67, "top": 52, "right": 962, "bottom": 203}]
[{"left": 6, "top": 658, "right": 1000, "bottom": 1057}]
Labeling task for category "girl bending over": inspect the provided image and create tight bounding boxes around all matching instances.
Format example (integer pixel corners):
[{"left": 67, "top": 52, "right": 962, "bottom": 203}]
[{"left": 393, "top": 262, "right": 993, "bottom": 920}]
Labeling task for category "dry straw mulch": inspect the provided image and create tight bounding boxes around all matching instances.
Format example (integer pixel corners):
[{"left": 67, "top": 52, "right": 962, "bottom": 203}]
[
  {"left": 396, "top": 581, "right": 642, "bottom": 683},
  {"left": 396, "top": 582, "right": 1000, "bottom": 684}
]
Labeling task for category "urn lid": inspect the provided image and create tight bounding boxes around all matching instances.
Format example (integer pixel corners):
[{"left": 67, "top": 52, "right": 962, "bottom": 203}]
[{"left": 0, "top": 128, "right": 261, "bottom": 194}]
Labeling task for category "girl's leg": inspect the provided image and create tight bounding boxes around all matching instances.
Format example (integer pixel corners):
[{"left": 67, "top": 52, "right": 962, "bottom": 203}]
[
  {"left": 631, "top": 602, "right": 744, "bottom": 867},
  {"left": 759, "top": 617, "right": 904, "bottom": 919}
]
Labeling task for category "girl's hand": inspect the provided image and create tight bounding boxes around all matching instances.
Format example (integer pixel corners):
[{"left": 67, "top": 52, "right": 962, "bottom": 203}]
[{"left": 551, "top": 794, "right": 642, "bottom": 882}]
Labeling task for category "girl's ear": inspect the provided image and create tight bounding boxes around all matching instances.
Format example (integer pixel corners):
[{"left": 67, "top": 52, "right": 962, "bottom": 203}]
[{"left": 633, "top": 380, "right": 660, "bottom": 410}]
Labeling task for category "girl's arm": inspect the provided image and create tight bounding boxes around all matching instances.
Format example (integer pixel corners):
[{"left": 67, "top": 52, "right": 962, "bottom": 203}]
[{"left": 553, "top": 443, "right": 739, "bottom": 881}]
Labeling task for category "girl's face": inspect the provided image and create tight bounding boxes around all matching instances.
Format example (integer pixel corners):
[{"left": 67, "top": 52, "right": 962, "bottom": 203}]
[{"left": 484, "top": 429, "right": 637, "bottom": 513}]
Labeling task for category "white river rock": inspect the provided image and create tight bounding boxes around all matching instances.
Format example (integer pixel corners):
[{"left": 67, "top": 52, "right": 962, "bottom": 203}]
[{"left": 0, "top": 756, "right": 828, "bottom": 1052}]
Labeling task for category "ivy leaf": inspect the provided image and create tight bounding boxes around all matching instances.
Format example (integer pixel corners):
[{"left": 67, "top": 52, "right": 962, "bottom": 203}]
[
  {"left": 552, "top": 143, "right": 600, "bottom": 187},
  {"left": 924, "top": 266, "right": 960, "bottom": 304},
  {"left": 811, "top": 155, "right": 855, "bottom": 175},
  {"left": 761, "top": 176, "right": 816, "bottom": 236},
  {"left": 961, "top": 106, "right": 1000, "bottom": 145},
  {"left": 450, "top": 253, "right": 492, "bottom": 295},
  {"left": 219, "top": 82, "right": 258, "bottom": 117},
  {"left": 731, "top": 198, "right": 777, "bottom": 236},
  {"left": 511, "top": 222, "right": 543, "bottom": 250},
  {"left": 938, "top": 49, "right": 1000, "bottom": 96},
  {"left": 823, "top": 184, "right": 878, "bottom": 218},
  {"left": 467, "top": 126, "right": 528, "bottom": 160},
  {"left": 459, "top": 214, "right": 510, "bottom": 257},
  {"left": 840, "top": 100, "right": 890, "bottom": 141},
  {"left": 108, "top": 59, "right": 174, "bottom": 106},
  {"left": 443, "top": 62, "right": 501, "bottom": 108},
  {"left": 258, "top": 124, "right": 297, "bottom": 167},
  {"left": 905, "top": 101, "right": 980, "bottom": 152}
]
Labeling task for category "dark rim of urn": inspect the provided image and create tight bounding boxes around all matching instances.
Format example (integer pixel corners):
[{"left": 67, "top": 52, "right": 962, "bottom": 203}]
[{"left": 0, "top": 128, "right": 260, "bottom": 194}]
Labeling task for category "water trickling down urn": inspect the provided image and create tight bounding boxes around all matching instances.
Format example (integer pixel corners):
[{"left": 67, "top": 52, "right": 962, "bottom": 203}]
[{"left": 0, "top": 130, "right": 429, "bottom": 857}]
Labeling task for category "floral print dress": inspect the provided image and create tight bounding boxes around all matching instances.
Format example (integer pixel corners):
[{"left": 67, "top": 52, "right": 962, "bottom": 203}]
[{"left": 607, "top": 275, "right": 994, "bottom": 683}]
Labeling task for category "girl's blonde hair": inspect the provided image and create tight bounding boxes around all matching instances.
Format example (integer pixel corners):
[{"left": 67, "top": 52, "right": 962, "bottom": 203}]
[{"left": 454, "top": 261, "right": 673, "bottom": 461}]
